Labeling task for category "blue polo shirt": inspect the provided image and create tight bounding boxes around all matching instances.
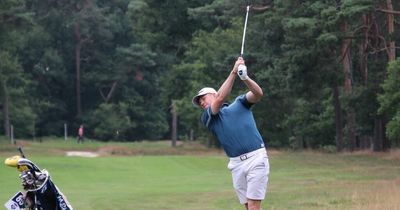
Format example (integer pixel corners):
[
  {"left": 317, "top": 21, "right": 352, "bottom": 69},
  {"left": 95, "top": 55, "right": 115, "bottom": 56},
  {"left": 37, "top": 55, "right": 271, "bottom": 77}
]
[{"left": 201, "top": 94, "right": 265, "bottom": 157}]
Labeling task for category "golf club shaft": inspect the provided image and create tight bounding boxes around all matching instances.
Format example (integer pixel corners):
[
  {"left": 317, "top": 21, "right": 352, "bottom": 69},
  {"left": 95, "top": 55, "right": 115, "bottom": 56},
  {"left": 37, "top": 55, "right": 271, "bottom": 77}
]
[
  {"left": 240, "top": 5, "right": 250, "bottom": 57},
  {"left": 18, "top": 147, "right": 26, "bottom": 158}
]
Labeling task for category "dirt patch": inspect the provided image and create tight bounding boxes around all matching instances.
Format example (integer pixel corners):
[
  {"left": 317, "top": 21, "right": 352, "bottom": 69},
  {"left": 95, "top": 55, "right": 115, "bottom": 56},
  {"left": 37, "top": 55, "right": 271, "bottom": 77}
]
[
  {"left": 66, "top": 144, "right": 278, "bottom": 157},
  {"left": 95, "top": 143, "right": 225, "bottom": 156},
  {"left": 97, "top": 146, "right": 139, "bottom": 156},
  {"left": 66, "top": 151, "right": 99, "bottom": 157}
]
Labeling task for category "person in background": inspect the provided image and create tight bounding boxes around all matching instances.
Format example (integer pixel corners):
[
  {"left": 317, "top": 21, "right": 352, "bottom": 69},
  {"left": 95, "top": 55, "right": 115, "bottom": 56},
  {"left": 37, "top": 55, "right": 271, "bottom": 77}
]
[
  {"left": 192, "top": 57, "right": 269, "bottom": 210},
  {"left": 77, "top": 124, "right": 84, "bottom": 144}
]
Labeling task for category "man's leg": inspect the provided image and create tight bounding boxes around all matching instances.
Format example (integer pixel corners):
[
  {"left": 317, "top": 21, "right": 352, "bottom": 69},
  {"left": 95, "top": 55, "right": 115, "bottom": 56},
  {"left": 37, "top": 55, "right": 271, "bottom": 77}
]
[
  {"left": 246, "top": 154, "right": 269, "bottom": 210},
  {"left": 228, "top": 160, "right": 248, "bottom": 206},
  {"left": 247, "top": 199, "right": 261, "bottom": 210}
]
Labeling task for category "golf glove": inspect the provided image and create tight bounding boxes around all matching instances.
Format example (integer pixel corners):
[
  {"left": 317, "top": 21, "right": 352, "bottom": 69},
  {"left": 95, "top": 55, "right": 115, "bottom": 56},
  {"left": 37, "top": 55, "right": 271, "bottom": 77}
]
[{"left": 238, "top": 64, "right": 249, "bottom": 80}]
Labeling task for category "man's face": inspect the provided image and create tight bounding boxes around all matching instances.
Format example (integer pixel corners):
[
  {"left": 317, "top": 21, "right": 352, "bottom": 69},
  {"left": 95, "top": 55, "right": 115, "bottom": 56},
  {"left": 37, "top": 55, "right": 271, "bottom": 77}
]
[{"left": 198, "top": 93, "right": 215, "bottom": 109}]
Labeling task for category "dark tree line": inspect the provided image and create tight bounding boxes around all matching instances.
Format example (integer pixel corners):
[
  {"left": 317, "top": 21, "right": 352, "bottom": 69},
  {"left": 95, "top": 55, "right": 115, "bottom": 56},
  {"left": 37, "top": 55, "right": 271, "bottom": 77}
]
[{"left": 1, "top": 0, "right": 399, "bottom": 151}]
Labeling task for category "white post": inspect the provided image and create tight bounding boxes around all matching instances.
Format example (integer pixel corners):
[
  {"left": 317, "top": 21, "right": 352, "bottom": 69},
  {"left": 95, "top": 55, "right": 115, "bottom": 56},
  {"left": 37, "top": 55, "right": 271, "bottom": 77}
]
[
  {"left": 64, "top": 123, "right": 68, "bottom": 141},
  {"left": 10, "top": 124, "right": 14, "bottom": 144}
]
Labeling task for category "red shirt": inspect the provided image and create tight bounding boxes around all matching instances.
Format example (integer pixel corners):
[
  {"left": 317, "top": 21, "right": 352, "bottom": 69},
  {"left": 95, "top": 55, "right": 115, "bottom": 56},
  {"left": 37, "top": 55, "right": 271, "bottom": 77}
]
[{"left": 78, "top": 127, "right": 84, "bottom": 136}]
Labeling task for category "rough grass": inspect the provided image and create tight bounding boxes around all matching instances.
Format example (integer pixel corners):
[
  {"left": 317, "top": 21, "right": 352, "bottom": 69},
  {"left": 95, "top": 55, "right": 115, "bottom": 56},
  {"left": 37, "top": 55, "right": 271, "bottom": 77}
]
[
  {"left": 1, "top": 139, "right": 399, "bottom": 210},
  {"left": 266, "top": 151, "right": 400, "bottom": 210},
  {"left": 0, "top": 138, "right": 225, "bottom": 156}
]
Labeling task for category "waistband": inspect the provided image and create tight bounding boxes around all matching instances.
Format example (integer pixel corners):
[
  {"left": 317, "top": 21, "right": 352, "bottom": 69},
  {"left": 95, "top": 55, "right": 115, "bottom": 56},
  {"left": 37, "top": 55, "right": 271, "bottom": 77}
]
[{"left": 229, "top": 148, "right": 267, "bottom": 161}]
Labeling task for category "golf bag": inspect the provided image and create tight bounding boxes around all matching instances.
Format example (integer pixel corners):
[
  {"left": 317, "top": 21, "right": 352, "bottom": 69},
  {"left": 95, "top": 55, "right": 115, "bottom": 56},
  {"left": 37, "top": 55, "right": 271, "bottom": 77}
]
[{"left": 4, "top": 148, "right": 73, "bottom": 210}]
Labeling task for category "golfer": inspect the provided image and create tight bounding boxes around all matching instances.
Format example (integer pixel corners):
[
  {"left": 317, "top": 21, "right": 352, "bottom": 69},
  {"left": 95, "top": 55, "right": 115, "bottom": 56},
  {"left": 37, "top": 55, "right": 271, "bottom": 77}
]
[{"left": 192, "top": 57, "right": 269, "bottom": 210}]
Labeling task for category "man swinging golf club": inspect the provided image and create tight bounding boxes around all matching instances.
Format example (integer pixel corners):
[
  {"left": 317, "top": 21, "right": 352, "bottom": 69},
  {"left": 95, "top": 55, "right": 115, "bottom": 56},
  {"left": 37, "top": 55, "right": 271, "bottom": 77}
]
[
  {"left": 192, "top": 57, "right": 269, "bottom": 210},
  {"left": 191, "top": 5, "right": 269, "bottom": 210}
]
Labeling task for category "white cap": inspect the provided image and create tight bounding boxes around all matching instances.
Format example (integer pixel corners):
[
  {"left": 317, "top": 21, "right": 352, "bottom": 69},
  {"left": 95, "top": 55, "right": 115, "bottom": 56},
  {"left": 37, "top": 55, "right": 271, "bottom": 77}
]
[{"left": 192, "top": 87, "right": 217, "bottom": 107}]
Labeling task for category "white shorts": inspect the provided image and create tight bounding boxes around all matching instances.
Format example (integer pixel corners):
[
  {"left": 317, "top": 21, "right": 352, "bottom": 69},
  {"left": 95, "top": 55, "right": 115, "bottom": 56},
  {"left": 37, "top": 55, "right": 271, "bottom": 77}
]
[{"left": 227, "top": 148, "right": 269, "bottom": 205}]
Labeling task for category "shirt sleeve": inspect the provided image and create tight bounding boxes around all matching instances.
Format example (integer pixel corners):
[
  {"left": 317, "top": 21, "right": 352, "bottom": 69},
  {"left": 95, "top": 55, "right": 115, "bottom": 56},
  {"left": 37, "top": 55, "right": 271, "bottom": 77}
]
[{"left": 237, "top": 94, "right": 253, "bottom": 109}]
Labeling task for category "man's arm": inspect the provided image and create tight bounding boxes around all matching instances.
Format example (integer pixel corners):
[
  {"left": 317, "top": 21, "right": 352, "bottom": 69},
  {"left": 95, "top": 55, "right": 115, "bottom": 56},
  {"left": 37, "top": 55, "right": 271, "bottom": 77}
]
[
  {"left": 243, "top": 78, "right": 263, "bottom": 104},
  {"left": 236, "top": 60, "right": 263, "bottom": 103},
  {"left": 210, "top": 57, "right": 244, "bottom": 114}
]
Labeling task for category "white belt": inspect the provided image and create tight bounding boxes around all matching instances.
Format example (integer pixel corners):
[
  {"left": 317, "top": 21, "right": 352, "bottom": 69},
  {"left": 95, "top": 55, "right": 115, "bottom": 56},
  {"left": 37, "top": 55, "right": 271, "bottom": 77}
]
[{"left": 230, "top": 148, "right": 266, "bottom": 161}]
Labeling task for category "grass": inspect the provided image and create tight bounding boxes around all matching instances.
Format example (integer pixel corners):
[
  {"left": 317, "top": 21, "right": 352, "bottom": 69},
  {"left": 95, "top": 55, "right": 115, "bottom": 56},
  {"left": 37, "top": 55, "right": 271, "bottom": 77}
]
[
  {"left": 1, "top": 139, "right": 400, "bottom": 210},
  {"left": 266, "top": 151, "right": 400, "bottom": 210}
]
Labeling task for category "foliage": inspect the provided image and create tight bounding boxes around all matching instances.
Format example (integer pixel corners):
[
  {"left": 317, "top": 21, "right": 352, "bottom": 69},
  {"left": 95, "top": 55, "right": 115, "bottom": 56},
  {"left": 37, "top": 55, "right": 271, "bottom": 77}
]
[
  {"left": 0, "top": 51, "right": 36, "bottom": 138},
  {"left": 85, "top": 102, "right": 132, "bottom": 141},
  {"left": 286, "top": 90, "right": 335, "bottom": 149},
  {"left": 378, "top": 60, "right": 400, "bottom": 143},
  {"left": 0, "top": 0, "right": 399, "bottom": 149}
]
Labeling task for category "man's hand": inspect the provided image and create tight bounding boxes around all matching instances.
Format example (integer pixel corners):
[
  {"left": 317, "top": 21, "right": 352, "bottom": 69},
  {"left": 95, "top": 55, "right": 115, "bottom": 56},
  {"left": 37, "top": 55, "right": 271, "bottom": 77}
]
[
  {"left": 238, "top": 64, "right": 249, "bottom": 80},
  {"left": 232, "top": 57, "right": 245, "bottom": 74}
]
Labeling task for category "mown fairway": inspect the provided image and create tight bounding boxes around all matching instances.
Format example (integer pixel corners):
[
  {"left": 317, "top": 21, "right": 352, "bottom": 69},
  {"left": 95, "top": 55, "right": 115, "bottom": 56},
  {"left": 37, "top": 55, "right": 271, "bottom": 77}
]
[{"left": 1, "top": 139, "right": 400, "bottom": 210}]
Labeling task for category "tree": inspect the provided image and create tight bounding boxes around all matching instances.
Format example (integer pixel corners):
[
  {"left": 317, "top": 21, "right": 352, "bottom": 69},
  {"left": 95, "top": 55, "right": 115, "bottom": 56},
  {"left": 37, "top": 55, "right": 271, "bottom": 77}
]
[
  {"left": 85, "top": 102, "right": 133, "bottom": 140},
  {"left": 0, "top": 0, "right": 37, "bottom": 138},
  {"left": 378, "top": 59, "right": 400, "bottom": 145}
]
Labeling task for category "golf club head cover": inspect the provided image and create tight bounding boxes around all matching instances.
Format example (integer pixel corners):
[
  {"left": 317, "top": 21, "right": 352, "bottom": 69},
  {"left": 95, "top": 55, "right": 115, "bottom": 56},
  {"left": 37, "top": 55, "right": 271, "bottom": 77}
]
[{"left": 238, "top": 64, "right": 249, "bottom": 80}]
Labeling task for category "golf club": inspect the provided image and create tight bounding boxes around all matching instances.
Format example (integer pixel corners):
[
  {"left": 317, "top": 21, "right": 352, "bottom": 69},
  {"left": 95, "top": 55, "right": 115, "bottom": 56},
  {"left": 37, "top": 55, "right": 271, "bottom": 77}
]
[
  {"left": 240, "top": 5, "right": 250, "bottom": 57},
  {"left": 238, "top": 5, "right": 250, "bottom": 77}
]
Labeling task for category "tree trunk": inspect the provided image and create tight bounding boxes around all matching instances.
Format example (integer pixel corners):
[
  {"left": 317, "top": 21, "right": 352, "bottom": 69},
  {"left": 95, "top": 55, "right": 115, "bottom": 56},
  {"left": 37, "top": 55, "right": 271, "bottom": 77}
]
[
  {"left": 332, "top": 86, "right": 343, "bottom": 152},
  {"left": 189, "top": 129, "right": 194, "bottom": 141},
  {"left": 360, "top": 14, "right": 370, "bottom": 85},
  {"left": 99, "top": 81, "right": 118, "bottom": 103},
  {"left": 374, "top": 0, "right": 395, "bottom": 151},
  {"left": 373, "top": 118, "right": 384, "bottom": 151},
  {"left": 341, "top": 22, "right": 352, "bottom": 92},
  {"left": 347, "top": 111, "right": 356, "bottom": 151},
  {"left": 380, "top": 0, "right": 395, "bottom": 150},
  {"left": 383, "top": 122, "right": 390, "bottom": 150},
  {"left": 341, "top": 21, "right": 356, "bottom": 151},
  {"left": 0, "top": 80, "right": 10, "bottom": 137},
  {"left": 171, "top": 100, "right": 177, "bottom": 147},
  {"left": 386, "top": 0, "right": 396, "bottom": 61},
  {"left": 75, "top": 23, "right": 82, "bottom": 117}
]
